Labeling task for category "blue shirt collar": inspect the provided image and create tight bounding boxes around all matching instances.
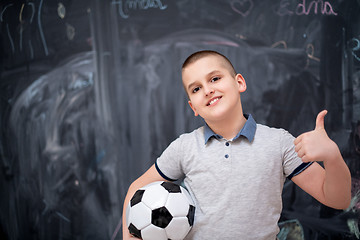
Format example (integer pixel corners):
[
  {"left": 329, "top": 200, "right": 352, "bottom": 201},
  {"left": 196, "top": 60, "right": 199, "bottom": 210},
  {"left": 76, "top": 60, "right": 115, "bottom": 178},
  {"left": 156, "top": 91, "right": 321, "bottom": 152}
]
[{"left": 204, "top": 114, "right": 257, "bottom": 144}]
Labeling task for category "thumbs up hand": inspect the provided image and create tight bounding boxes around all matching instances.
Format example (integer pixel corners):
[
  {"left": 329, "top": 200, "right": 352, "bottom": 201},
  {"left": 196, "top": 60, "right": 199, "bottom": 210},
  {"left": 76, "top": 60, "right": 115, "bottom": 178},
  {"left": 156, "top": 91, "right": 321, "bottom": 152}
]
[{"left": 294, "top": 110, "right": 341, "bottom": 163}]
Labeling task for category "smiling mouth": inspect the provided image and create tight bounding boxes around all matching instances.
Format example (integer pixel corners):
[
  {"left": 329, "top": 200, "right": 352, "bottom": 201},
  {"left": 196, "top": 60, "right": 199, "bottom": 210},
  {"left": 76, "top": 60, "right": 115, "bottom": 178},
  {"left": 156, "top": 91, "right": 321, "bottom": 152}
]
[{"left": 207, "top": 97, "right": 221, "bottom": 106}]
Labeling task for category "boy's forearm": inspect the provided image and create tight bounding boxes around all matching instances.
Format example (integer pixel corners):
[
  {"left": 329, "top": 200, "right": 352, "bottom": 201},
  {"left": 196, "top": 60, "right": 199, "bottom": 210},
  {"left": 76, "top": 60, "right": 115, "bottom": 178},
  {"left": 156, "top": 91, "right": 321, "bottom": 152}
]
[{"left": 323, "top": 151, "right": 352, "bottom": 209}]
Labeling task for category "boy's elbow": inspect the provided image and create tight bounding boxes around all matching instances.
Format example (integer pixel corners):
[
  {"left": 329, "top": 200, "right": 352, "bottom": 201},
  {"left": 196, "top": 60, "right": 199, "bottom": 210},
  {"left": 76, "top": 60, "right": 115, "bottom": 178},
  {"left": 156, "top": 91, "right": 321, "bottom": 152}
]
[
  {"left": 327, "top": 195, "right": 352, "bottom": 210},
  {"left": 341, "top": 188, "right": 352, "bottom": 210},
  {"left": 333, "top": 202, "right": 350, "bottom": 210},
  {"left": 341, "top": 197, "right": 352, "bottom": 210},
  {"left": 335, "top": 201, "right": 351, "bottom": 210}
]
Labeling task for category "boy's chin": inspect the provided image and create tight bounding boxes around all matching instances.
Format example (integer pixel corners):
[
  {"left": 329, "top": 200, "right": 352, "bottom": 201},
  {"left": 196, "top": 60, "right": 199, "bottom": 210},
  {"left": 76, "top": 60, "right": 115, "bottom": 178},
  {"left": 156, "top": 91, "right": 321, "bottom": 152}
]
[{"left": 202, "top": 113, "right": 229, "bottom": 123}]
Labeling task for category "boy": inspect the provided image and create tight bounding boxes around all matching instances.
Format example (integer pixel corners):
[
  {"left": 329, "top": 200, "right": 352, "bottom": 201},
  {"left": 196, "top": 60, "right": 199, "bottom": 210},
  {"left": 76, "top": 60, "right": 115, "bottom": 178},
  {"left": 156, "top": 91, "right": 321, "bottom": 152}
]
[{"left": 122, "top": 50, "right": 351, "bottom": 239}]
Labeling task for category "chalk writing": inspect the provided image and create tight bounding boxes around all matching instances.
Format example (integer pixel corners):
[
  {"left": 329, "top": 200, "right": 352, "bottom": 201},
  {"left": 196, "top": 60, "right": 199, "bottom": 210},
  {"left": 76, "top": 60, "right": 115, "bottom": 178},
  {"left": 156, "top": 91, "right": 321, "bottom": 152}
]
[
  {"left": 348, "top": 217, "right": 360, "bottom": 239},
  {"left": 230, "top": 0, "right": 254, "bottom": 17},
  {"left": 111, "top": 218, "right": 123, "bottom": 240},
  {"left": 1, "top": 4, "right": 15, "bottom": 53},
  {"left": 276, "top": 0, "right": 337, "bottom": 16},
  {"left": 0, "top": 1, "right": 48, "bottom": 57},
  {"left": 28, "top": 2, "right": 36, "bottom": 23},
  {"left": 271, "top": 40, "right": 288, "bottom": 49},
  {"left": 203, "top": 41, "right": 239, "bottom": 47},
  {"left": 348, "top": 177, "right": 360, "bottom": 238},
  {"left": 66, "top": 23, "right": 75, "bottom": 40},
  {"left": 19, "top": 4, "right": 25, "bottom": 22},
  {"left": 306, "top": 43, "right": 320, "bottom": 62},
  {"left": 305, "top": 43, "right": 320, "bottom": 69},
  {"left": 19, "top": 4, "right": 25, "bottom": 52},
  {"left": 55, "top": 211, "right": 70, "bottom": 222},
  {"left": 235, "top": 34, "right": 247, "bottom": 40},
  {"left": 296, "top": 0, "right": 337, "bottom": 15},
  {"left": 350, "top": 37, "right": 360, "bottom": 62},
  {"left": 111, "top": 0, "right": 167, "bottom": 19},
  {"left": 0, "top": 3, "right": 13, "bottom": 21},
  {"left": 58, "top": 3, "right": 66, "bottom": 19},
  {"left": 276, "top": 0, "right": 294, "bottom": 16},
  {"left": 38, "top": 0, "right": 48, "bottom": 55}
]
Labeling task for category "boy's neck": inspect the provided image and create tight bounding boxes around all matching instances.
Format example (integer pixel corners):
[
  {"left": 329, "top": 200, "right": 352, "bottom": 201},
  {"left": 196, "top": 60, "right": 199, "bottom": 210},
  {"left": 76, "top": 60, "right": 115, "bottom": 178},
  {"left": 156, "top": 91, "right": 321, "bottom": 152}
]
[{"left": 206, "top": 113, "right": 247, "bottom": 140}]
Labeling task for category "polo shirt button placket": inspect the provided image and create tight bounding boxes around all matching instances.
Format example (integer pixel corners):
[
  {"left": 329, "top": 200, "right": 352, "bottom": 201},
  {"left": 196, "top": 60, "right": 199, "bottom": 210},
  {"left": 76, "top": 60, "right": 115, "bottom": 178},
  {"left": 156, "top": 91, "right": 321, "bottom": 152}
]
[{"left": 225, "top": 141, "right": 230, "bottom": 159}]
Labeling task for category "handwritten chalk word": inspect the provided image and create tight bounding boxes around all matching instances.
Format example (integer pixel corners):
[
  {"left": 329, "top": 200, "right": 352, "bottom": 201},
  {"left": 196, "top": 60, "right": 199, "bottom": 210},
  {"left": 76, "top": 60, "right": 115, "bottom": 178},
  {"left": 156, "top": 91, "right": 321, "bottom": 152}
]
[
  {"left": 296, "top": 0, "right": 337, "bottom": 15},
  {"left": 350, "top": 37, "right": 360, "bottom": 62},
  {"left": 111, "top": 0, "right": 167, "bottom": 19},
  {"left": 276, "top": 0, "right": 337, "bottom": 16},
  {"left": 230, "top": 0, "right": 254, "bottom": 17}
]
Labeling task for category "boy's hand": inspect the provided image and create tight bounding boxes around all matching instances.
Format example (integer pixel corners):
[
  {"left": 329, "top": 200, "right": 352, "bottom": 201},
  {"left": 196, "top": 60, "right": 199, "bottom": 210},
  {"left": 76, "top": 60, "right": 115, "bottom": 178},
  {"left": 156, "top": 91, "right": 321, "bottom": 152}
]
[{"left": 294, "top": 110, "right": 341, "bottom": 163}]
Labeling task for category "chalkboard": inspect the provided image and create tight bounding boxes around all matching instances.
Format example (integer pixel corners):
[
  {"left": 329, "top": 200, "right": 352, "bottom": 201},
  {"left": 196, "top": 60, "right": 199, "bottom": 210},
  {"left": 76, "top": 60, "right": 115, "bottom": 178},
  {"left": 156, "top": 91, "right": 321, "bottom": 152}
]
[{"left": 1, "top": 0, "right": 360, "bottom": 239}]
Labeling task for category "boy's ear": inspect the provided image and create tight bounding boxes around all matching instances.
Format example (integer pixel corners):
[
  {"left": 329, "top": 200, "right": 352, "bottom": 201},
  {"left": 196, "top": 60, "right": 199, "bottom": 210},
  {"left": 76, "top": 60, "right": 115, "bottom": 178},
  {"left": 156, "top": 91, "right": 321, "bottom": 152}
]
[
  {"left": 188, "top": 100, "right": 199, "bottom": 116},
  {"left": 236, "top": 73, "right": 247, "bottom": 93}
]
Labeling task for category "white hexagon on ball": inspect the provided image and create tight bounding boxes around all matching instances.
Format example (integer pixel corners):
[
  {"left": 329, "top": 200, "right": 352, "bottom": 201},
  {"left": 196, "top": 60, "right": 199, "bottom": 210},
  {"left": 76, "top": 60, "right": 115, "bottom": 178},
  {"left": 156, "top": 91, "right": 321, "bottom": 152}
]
[
  {"left": 165, "top": 192, "right": 191, "bottom": 217},
  {"left": 127, "top": 201, "right": 152, "bottom": 230},
  {"left": 166, "top": 217, "right": 192, "bottom": 240},
  {"left": 142, "top": 184, "right": 169, "bottom": 210},
  {"left": 141, "top": 224, "right": 168, "bottom": 240}
]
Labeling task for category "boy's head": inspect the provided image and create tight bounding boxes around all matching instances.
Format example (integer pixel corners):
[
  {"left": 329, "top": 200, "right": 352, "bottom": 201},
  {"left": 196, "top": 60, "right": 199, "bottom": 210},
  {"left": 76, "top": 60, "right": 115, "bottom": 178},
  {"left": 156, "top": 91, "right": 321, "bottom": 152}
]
[
  {"left": 181, "top": 50, "right": 246, "bottom": 123},
  {"left": 182, "top": 50, "right": 236, "bottom": 79}
]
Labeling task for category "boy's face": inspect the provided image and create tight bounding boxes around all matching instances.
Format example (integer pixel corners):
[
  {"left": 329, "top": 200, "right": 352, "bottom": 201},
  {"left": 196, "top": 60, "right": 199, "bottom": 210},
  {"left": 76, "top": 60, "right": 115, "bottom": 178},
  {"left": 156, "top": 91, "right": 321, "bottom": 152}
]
[{"left": 182, "top": 55, "right": 246, "bottom": 123}]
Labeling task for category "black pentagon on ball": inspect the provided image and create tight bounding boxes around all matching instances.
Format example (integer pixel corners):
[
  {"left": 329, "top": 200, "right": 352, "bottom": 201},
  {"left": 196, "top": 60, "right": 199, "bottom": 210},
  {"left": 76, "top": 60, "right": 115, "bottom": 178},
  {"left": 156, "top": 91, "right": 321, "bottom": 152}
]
[
  {"left": 152, "top": 206, "right": 173, "bottom": 228},
  {"left": 161, "top": 181, "right": 181, "bottom": 193},
  {"left": 187, "top": 205, "right": 195, "bottom": 226},
  {"left": 130, "top": 189, "right": 145, "bottom": 207},
  {"left": 128, "top": 223, "right": 142, "bottom": 239}
]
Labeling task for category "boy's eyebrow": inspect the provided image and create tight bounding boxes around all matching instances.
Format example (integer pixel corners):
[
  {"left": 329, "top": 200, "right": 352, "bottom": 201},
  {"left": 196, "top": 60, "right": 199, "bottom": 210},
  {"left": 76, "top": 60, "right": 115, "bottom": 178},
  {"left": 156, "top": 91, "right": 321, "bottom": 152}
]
[
  {"left": 186, "top": 70, "right": 222, "bottom": 91},
  {"left": 187, "top": 81, "right": 198, "bottom": 92},
  {"left": 206, "top": 70, "right": 222, "bottom": 77}
]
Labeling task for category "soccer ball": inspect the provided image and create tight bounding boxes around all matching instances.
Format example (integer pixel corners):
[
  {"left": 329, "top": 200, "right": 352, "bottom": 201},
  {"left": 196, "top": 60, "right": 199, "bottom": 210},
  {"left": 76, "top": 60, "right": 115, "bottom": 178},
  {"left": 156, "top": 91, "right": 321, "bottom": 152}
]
[{"left": 126, "top": 181, "right": 195, "bottom": 240}]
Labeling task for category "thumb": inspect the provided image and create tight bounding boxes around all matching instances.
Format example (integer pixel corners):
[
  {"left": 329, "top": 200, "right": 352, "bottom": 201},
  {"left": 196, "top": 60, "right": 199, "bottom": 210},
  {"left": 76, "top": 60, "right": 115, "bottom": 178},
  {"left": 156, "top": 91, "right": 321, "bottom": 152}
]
[{"left": 315, "top": 110, "right": 328, "bottom": 130}]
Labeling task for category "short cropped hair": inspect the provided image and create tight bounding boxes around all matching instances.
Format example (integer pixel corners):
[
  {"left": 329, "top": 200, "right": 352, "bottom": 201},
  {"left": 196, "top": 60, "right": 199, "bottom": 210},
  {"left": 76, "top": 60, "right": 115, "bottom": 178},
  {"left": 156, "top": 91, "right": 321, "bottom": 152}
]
[{"left": 182, "top": 50, "right": 236, "bottom": 77}]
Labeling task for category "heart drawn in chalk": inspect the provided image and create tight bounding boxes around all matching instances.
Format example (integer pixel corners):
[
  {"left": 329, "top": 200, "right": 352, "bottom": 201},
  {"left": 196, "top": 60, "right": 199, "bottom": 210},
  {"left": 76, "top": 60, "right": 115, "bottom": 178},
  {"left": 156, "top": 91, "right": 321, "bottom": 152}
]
[{"left": 231, "top": 0, "right": 254, "bottom": 17}]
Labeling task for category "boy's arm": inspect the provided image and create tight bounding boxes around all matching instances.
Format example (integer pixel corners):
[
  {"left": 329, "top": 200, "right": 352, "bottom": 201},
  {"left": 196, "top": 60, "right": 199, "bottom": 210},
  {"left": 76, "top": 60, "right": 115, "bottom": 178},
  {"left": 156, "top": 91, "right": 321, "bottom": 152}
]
[
  {"left": 291, "top": 110, "right": 351, "bottom": 210},
  {"left": 122, "top": 164, "right": 168, "bottom": 239}
]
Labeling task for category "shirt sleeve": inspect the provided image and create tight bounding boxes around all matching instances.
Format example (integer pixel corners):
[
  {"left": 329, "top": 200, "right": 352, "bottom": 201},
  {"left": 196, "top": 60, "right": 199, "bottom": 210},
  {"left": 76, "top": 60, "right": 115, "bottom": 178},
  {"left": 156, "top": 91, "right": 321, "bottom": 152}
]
[
  {"left": 281, "top": 129, "right": 313, "bottom": 179},
  {"left": 155, "top": 136, "right": 185, "bottom": 181}
]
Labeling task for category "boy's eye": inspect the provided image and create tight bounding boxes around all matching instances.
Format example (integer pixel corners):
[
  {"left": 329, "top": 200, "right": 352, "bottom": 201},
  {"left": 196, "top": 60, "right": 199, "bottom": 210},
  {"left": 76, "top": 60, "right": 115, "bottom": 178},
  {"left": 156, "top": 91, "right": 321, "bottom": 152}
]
[
  {"left": 211, "top": 77, "right": 220, "bottom": 82},
  {"left": 192, "top": 87, "right": 200, "bottom": 93}
]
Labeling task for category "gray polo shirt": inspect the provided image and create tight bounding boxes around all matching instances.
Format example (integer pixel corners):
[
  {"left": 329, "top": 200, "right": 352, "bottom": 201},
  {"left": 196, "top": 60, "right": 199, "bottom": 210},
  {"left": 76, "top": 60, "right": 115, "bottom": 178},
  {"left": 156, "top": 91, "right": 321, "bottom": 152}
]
[{"left": 155, "top": 115, "right": 311, "bottom": 240}]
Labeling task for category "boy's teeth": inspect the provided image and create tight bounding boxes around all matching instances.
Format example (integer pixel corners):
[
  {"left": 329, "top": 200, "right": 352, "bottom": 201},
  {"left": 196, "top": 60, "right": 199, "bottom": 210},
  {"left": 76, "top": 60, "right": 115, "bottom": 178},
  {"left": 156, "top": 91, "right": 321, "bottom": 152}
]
[{"left": 209, "top": 98, "right": 219, "bottom": 105}]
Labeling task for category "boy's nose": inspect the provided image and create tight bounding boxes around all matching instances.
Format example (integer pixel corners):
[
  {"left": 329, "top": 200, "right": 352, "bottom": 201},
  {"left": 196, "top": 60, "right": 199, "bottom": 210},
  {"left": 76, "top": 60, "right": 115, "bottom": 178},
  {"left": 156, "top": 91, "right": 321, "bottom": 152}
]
[{"left": 204, "top": 86, "right": 214, "bottom": 96}]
